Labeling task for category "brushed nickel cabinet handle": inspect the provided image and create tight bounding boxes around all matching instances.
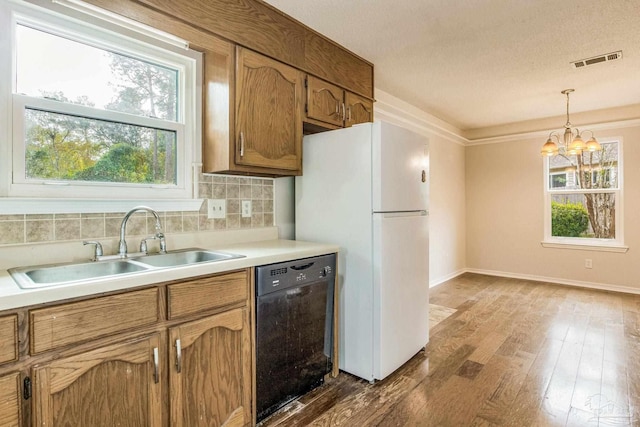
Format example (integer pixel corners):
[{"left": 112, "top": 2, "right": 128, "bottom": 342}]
[
  {"left": 335, "top": 100, "right": 340, "bottom": 116},
  {"left": 239, "top": 132, "right": 245, "bottom": 157},
  {"left": 175, "top": 339, "right": 182, "bottom": 374},
  {"left": 340, "top": 103, "right": 346, "bottom": 121},
  {"left": 153, "top": 347, "right": 159, "bottom": 384},
  {"left": 347, "top": 106, "right": 352, "bottom": 122}
]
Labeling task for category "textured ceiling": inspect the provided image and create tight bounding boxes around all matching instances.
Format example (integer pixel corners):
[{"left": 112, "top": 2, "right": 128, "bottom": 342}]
[{"left": 264, "top": 0, "right": 640, "bottom": 133}]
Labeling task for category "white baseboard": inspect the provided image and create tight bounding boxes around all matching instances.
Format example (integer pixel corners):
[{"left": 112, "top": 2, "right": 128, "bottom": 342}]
[
  {"left": 464, "top": 268, "right": 640, "bottom": 295},
  {"left": 429, "top": 269, "right": 466, "bottom": 289}
]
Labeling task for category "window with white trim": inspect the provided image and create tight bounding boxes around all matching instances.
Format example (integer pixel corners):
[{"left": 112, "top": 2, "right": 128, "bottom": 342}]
[
  {"left": 1, "top": 0, "right": 200, "bottom": 201},
  {"left": 543, "top": 139, "right": 624, "bottom": 248}
]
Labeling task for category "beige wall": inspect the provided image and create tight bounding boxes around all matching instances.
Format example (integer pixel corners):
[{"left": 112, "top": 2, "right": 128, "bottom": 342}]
[
  {"left": 466, "top": 124, "right": 640, "bottom": 292},
  {"left": 428, "top": 134, "right": 466, "bottom": 285}
]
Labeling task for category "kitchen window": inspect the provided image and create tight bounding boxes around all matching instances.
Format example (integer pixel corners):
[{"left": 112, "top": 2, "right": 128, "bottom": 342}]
[
  {"left": 542, "top": 139, "right": 626, "bottom": 251},
  {"left": 0, "top": 0, "right": 201, "bottom": 209}
]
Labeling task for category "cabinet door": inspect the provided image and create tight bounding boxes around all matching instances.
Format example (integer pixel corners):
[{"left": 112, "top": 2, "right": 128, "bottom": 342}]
[
  {"left": 306, "top": 76, "right": 345, "bottom": 127},
  {"left": 0, "top": 373, "right": 20, "bottom": 427},
  {"left": 236, "top": 47, "right": 303, "bottom": 173},
  {"left": 345, "top": 92, "right": 373, "bottom": 127},
  {"left": 33, "top": 334, "right": 162, "bottom": 427},
  {"left": 169, "top": 308, "right": 252, "bottom": 427}
]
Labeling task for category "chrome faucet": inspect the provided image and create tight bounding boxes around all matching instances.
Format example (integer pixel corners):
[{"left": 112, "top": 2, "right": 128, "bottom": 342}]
[{"left": 118, "top": 206, "right": 167, "bottom": 258}]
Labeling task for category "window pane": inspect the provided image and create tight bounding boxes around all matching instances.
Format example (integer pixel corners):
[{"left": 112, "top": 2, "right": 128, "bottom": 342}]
[
  {"left": 548, "top": 142, "right": 619, "bottom": 190},
  {"left": 25, "top": 109, "right": 177, "bottom": 185},
  {"left": 16, "top": 25, "right": 178, "bottom": 121},
  {"left": 550, "top": 173, "right": 567, "bottom": 188},
  {"left": 551, "top": 193, "right": 615, "bottom": 239}
]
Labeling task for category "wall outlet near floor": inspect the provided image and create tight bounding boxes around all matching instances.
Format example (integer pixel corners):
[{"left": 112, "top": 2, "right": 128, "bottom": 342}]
[
  {"left": 208, "top": 199, "right": 226, "bottom": 219},
  {"left": 241, "top": 200, "right": 252, "bottom": 218},
  {"left": 585, "top": 259, "right": 593, "bottom": 269}
]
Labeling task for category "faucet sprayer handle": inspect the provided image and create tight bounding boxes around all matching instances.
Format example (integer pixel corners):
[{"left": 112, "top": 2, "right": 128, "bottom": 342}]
[
  {"left": 156, "top": 232, "right": 167, "bottom": 254},
  {"left": 139, "top": 236, "right": 158, "bottom": 254},
  {"left": 83, "top": 241, "right": 104, "bottom": 261}
]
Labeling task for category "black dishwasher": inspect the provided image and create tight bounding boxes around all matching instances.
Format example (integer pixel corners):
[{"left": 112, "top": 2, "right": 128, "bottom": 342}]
[{"left": 255, "top": 253, "right": 336, "bottom": 422}]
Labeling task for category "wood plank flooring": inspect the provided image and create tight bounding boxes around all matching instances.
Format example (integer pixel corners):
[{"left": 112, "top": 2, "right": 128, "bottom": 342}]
[{"left": 259, "top": 273, "right": 640, "bottom": 426}]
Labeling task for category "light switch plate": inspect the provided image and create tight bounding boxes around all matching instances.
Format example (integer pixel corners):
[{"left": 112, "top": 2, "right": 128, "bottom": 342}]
[
  {"left": 241, "top": 200, "right": 252, "bottom": 218},
  {"left": 208, "top": 199, "right": 226, "bottom": 219}
]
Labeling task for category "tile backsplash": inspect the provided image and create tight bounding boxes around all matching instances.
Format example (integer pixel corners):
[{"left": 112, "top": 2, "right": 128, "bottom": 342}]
[{"left": 0, "top": 174, "right": 274, "bottom": 245}]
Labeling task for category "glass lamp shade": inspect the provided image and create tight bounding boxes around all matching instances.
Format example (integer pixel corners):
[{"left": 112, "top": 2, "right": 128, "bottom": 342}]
[
  {"left": 541, "top": 138, "right": 559, "bottom": 157},
  {"left": 585, "top": 137, "right": 602, "bottom": 152},
  {"left": 568, "top": 134, "right": 586, "bottom": 154}
]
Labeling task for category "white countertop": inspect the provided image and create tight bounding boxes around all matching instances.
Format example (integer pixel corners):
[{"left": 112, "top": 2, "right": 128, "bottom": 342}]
[{"left": 0, "top": 239, "right": 339, "bottom": 311}]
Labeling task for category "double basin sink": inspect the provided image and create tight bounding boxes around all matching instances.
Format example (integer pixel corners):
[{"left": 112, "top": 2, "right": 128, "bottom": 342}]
[{"left": 9, "top": 248, "right": 245, "bottom": 289}]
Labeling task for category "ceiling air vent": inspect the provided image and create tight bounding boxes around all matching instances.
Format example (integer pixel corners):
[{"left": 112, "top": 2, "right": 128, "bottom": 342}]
[{"left": 571, "top": 51, "right": 622, "bottom": 69}]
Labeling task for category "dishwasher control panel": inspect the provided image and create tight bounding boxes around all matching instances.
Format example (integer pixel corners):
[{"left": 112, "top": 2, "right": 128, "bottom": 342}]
[{"left": 255, "top": 253, "right": 337, "bottom": 296}]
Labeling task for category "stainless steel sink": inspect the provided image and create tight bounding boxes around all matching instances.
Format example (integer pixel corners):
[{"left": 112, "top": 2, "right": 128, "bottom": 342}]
[
  {"left": 9, "top": 248, "right": 245, "bottom": 289},
  {"left": 10, "top": 260, "right": 149, "bottom": 289},
  {"left": 131, "top": 249, "right": 244, "bottom": 268}
]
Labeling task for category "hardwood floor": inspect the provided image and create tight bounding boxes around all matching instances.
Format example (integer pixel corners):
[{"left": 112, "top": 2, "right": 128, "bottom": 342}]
[{"left": 259, "top": 273, "right": 640, "bottom": 426}]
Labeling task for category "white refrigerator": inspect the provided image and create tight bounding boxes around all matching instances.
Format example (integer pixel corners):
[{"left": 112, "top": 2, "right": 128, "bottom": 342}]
[{"left": 295, "top": 121, "right": 429, "bottom": 382}]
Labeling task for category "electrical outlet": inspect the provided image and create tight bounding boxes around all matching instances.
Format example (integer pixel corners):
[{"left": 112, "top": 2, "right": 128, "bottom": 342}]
[
  {"left": 208, "top": 199, "right": 226, "bottom": 219},
  {"left": 241, "top": 200, "right": 252, "bottom": 218},
  {"left": 585, "top": 259, "right": 593, "bottom": 269}
]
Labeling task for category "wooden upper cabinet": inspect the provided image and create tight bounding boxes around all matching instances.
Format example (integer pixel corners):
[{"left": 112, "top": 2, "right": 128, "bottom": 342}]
[
  {"left": 306, "top": 76, "right": 345, "bottom": 128},
  {"left": 345, "top": 92, "right": 374, "bottom": 127},
  {"left": 32, "top": 334, "right": 163, "bottom": 427},
  {"left": 235, "top": 47, "right": 304, "bottom": 174},
  {"left": 305, "top": 76, "right": 374, "bottom": 129},
  {"left": 169, "top": 308, "right": 252, "bottom": 426},
  {"left": 0, "top": 373, "right": 20, "bottom": 427}
]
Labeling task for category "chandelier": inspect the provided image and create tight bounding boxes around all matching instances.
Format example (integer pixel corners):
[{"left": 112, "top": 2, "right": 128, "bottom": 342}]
[{"left": 540, "top": 89, "right": 601, "bottom": 157}]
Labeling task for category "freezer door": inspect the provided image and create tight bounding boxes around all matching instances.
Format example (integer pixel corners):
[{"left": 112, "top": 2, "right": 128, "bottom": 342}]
[
  {"left": 372, "top": 211, "right": 429, "bottom": 380},
  {"left": 372, "top": 121, "right": 429, "bottom": 212}
]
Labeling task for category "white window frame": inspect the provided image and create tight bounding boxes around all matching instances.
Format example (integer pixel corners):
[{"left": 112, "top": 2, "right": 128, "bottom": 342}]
[
  {"left": 0, "top": 0, "right": 203, "bottom": 213},
  {"left": 542, "top": 137, "right": 627, "bottom": 252}
]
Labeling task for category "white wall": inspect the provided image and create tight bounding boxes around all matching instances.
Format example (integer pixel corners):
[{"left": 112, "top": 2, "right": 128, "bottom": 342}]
[
  {"left": 375, "top": 90, "right": 467, "bottom": 286},
  {"left": 274, "top": 177, "right": 295, "bottom": 239},
  {"left": 466, "top": 123, "right": 640, "bottom": 293}
]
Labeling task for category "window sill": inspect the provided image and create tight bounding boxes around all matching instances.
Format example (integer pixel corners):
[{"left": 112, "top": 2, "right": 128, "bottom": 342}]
[
  {"left": 0, "top": 198, "right": 204, "bottom": 215},
  {"left": 541, "top": 241, "right": 629, "bottom": 253}
]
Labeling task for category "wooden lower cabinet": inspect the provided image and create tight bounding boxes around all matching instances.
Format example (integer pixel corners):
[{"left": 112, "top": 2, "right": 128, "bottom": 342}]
[
  {"left": 0, "top": 372, "right": 20, "bottom": 427},
  {"left": 32, "top": 334, "right": 163, "bottom": 427},
  {"left": 169, "top": 308, "right": 252, "bottom": 427}
]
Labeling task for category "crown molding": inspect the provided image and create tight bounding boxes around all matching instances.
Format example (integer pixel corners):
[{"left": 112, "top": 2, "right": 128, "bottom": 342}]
[
  {"left": 374, "top": 89, "right": 640, "bottom": 146},
  {"left": 374, "top": 89, "right": 467, "bottom": 145}
]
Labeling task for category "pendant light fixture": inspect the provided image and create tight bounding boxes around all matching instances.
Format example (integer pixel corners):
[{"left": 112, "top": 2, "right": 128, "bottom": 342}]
[{"left": 540, "top": 89, "right": 602, "bottom": 157}]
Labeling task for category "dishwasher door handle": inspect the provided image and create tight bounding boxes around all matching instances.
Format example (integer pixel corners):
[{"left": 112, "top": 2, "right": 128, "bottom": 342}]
[{"left": 290, "top": 262, "right": 314, "bottom": 270}]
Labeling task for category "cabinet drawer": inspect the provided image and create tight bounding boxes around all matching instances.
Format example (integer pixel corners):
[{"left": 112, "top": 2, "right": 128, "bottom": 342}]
[
  {"left": 168, "top": 270, "right": 248, "bottom": 319},
  {"left": 0, "top": 315, "right": 18, "bottom": 365},
  {"left": 30, "top": 288, "right": 159, "bottom": 354}
]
